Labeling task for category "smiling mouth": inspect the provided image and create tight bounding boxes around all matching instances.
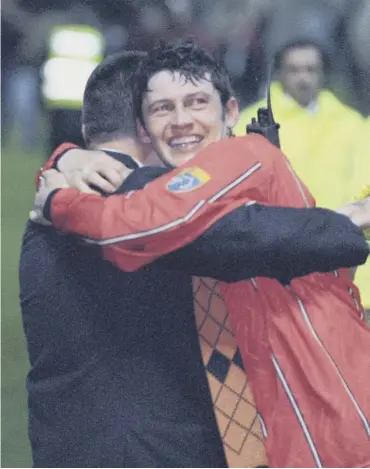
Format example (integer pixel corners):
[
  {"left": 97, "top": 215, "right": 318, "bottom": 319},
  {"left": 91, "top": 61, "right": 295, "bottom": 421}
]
[{"left": 168, "top": 136, "right": 204, "bottom": 150}]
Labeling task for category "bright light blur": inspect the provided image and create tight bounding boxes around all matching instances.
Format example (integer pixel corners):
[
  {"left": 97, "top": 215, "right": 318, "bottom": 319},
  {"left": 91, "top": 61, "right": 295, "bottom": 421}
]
[
  {"left": 42, "top": 58, "right": 97, "bottom": 102},
  {"left": 50, "top": 30, "right": 103, "bottom": 59}
]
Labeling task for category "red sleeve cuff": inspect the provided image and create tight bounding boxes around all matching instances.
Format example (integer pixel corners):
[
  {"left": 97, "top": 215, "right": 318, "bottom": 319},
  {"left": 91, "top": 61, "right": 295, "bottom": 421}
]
[
  {"left": 42, "top": 189, "right": 62, "bottom": 221},
  {"left": 48, "top": 187, "right": 80, "bottom": 224}
]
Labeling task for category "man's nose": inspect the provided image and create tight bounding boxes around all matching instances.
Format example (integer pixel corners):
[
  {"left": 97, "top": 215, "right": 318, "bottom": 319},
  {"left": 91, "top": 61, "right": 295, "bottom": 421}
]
[
  {"left": 171, "top": 105, "right": 193, "bottom": 128},
  {"left": 297, "top": 68, "right": 312, "bottom": 83}
]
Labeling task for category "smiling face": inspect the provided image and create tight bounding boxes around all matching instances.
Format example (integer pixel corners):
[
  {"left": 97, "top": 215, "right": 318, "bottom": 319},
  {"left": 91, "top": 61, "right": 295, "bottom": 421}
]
[{"left": 139, "top": 70, "right": 239, "bottom": 167}]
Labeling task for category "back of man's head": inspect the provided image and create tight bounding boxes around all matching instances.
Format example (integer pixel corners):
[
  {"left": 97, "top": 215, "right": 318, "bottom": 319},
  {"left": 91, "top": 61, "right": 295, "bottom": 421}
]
[
  {"left": 134, "top": 39, "right": 233, "bottom": 125},
  {"left": 82, "top": 51, "right": 147, "bottom": 146}
]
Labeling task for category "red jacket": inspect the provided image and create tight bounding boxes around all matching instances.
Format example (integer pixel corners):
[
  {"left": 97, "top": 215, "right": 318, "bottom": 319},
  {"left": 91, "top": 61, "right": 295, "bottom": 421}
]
[
  {"left": 40, "top": 136, "right": 370, "bottom": 467},
  {"left": 41, "top": 137, "right": 367, "bottom": 275}
]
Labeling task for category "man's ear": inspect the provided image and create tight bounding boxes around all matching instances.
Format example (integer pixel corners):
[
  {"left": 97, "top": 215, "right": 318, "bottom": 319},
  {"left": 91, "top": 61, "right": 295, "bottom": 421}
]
[
  {"left": 136, "top": 118, "right": 151, "bottom": 144},
  {"left": 224, "top": 97, "right": 239, "bottom": 130}
]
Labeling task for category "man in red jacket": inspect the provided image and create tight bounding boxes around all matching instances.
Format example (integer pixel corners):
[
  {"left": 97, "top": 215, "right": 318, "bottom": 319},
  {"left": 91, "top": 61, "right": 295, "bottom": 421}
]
[
  {"left": 36, "top": 136, "right": 370, "bottom": 468},
  {"left": 33, "top": 40, "right": 370, "bottom": 467}
]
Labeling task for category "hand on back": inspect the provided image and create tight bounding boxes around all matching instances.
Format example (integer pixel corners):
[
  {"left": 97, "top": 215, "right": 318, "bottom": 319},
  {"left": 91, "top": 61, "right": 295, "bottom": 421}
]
[{"left": 56, "top": 149, "right": 133, "bottom": 194}]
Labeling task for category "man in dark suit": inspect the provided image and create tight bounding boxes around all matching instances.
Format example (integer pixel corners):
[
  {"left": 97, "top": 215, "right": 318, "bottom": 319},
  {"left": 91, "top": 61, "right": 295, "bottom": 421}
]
[{"left": 20, "top": 51, "right": 231, "bottom": 468}]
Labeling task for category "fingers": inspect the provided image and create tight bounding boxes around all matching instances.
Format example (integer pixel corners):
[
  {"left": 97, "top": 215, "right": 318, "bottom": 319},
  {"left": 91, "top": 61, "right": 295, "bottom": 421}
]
[
  {"left": 31, "top": 169, "right": 67, "bottom": 226},
  {"left": 41, "top": 169, "right": 69, "bottom": 189},
  {"left": 75, "top": 166, "right": 132, "bottom": 194},
  {"left": 82, "top": 169, "right": 117, "bottom": 193},
  {"left": 118, "top": 166, "right": 134, "bottom": 182},
  {"left": 103, "top": 168, "right": 129, "bottom": 188},
  {"left": 88, "top": 164, "right": 133, "bottom": 190},
  {"left": 105, "top": 158, "right": 129, "bottom": 175},
  {"left": 74, "top": 179, "right": 100, "bottom": 195},
  {"left": 64, "top": 160, "right": 133, "bottom": 193},
  {"left": 338, "top": 198, "right": 370, "bottom": 230},
  {"left": 46, "top": 151, "right": 135, "bottom": 194}
]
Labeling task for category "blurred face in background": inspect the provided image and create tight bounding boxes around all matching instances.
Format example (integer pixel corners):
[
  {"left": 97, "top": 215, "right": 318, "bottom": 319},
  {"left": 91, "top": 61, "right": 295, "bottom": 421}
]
[
  {"left": 279, "top": 45, "right": 324, "bottom": 107},
  {"left": 140, "top": 70, "right": 238, "bottom": 167}
]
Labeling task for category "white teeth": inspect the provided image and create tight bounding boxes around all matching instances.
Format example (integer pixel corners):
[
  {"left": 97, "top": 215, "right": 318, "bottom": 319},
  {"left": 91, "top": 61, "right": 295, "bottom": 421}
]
[
  {"left": 177, "top": 142, "right": 195, "bottom": 149},
  {"left": 169, "top": 137, "right": 202, "bottom": 148}
]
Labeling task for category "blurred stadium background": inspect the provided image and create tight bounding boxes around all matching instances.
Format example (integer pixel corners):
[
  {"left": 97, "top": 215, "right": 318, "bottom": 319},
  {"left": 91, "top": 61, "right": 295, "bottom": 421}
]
[{"left": 2, "top": 0, "right": 370, "bottom": 466}]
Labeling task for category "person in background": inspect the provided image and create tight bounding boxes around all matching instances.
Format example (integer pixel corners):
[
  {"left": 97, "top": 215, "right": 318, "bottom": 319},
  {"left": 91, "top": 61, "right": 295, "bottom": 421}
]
[{"left": 235, "top": 38, "right": 369, "bottom": 314}]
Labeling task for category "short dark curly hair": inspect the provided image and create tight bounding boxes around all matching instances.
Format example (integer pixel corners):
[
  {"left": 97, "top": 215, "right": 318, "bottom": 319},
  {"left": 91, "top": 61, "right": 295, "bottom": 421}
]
[{"left": 134, "top": 39, "right": 234, "bottom": 125}]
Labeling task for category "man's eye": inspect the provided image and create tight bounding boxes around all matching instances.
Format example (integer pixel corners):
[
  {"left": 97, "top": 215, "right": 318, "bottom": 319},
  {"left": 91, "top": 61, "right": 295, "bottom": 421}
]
[
  {"left": 152, "top": 104, "right": 170, "bottom": 114},
  {"left": 191, "top": 97, "right": 208, "bottom": 108}
]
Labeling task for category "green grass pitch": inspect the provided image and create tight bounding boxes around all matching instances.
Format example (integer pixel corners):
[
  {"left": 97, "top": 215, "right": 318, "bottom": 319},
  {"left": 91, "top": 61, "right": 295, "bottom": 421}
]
[{"left": 2, "top": 139, "right": 44, "bottom": 467}]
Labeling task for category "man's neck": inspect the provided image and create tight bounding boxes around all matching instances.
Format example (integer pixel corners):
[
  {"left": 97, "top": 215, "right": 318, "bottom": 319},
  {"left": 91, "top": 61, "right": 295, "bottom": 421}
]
[
  {"left": 283, "top": 90, "right": 319, "bottom": 113},
  {"left": 90, "top": 138, "right": 144, "bottom": 164}
]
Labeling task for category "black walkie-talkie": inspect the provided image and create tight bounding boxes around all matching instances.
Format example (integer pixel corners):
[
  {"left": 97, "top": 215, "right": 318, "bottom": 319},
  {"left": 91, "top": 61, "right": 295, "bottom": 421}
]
[{"left": 246, "top": 71, "right": 281, "bottom": 149}]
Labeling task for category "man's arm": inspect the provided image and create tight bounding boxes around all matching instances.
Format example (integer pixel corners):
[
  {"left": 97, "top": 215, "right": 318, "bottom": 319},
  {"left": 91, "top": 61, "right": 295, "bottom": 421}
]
[
  {"left": 37, "top": 136, "right": 276, "bottom": 271},
  {"left": 35, "top": 164, "right": 369, "bottom": 283},
  {"left": 159, "top": 203, "right": 369, "bottom": 284}
]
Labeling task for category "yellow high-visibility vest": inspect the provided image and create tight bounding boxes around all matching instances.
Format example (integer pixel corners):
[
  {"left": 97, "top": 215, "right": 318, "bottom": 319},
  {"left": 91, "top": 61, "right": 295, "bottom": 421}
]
[
  {"left": 41, "top": 25, "right": 104, "bottom": 110},
  {"left": 235, "top": 83, "right": 370, "bottom": 307},
  {"left": 350, "top": 118, "right": 370, "bottom": 308}
]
